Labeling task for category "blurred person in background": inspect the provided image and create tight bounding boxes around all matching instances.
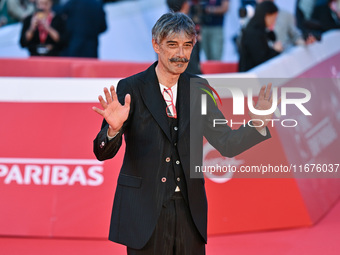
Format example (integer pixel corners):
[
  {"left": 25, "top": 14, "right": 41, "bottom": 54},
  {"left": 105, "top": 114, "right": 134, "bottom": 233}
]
[
  {"left": 238, "top": 0, "right": 256, "bottom": 26},
  {"left": 167, "top": 0, "right": 202, "bottom": 74},
  {"left": 296, "top": 0, "right": 317, "bottom": 30},
  {"left": 167, "top": 0, "right": 191, "bottom": 14},
  {"left": 0, "top": 0, "right": 34, "bottom": 27},
  {"left": 261, "top": 0, "right": 316, "bottom": 51},
  {"left": 51, "top": 0, "right": 67, "bottom": 13},
  {"left": 60, "top": 0, "right": 107, "bottom": 58},
  {"left": 237, "top": 0, "right": 315, "bottom": 53},
  {"left": 0, "top": 0, "right": 9, "bottom": 27},
  {"left": 272, "top": 4, "right": 316, "bottom": 50},
  {"left": 200, "top": 0, "right": 229, "bottom": 60},
  {"left": 234, "top": 0, "right": 256, "bottom": 53},
  {"left": 20, "top": 0, "right": 66, "bottom": 56},
  {"left": 238, "top": 1, "right": 282, "bottom": 71},
  {"left": 311, "top": 0, "right": 340, "bottom": 32}
]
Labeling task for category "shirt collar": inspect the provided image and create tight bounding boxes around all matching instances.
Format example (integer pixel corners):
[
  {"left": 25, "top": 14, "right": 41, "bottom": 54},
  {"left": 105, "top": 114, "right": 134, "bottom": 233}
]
[{"left": 159, "top": 83, "right": 178, "bottom": 106}]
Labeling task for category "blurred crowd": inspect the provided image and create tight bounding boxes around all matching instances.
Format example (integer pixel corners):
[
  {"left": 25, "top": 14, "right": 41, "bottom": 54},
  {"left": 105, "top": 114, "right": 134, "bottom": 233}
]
[
  {"left": 167, "top": 0, "right": 340, "bottom": 72},
  {"left": 0, "top": 0, "right": 340, "bottom": 70},
  {"left": 237, "top": 0, "right": 340, "bottom": 71},
  {"left": 0, "top": 0, "right": 107, "bottom": 58}
]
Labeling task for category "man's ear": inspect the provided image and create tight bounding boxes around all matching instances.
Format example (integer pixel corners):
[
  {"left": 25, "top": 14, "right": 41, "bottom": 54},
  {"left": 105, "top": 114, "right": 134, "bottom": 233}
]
[{"left": 152, "top": 38, "right": 160, "bottom": 54}]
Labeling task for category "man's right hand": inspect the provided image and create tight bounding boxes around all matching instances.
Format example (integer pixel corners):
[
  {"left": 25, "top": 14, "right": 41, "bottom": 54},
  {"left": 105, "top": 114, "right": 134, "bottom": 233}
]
[{"left": 92, "top": 85, "right": 131, "bottom": 137}]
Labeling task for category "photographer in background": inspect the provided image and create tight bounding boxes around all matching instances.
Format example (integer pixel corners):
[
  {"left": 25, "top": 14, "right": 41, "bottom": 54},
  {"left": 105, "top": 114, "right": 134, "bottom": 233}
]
[{"left": 20, "top": 0, "right": 66, "bottom": 56}]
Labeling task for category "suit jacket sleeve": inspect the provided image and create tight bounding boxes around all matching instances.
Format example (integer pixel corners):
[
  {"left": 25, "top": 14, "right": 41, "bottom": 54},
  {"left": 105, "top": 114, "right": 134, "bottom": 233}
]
[
  {"left": 93, "top": 79, "right": 132, "bottom": 161},
  {"left": 202, "top": 85, "right": 271, "bottom": 157}
]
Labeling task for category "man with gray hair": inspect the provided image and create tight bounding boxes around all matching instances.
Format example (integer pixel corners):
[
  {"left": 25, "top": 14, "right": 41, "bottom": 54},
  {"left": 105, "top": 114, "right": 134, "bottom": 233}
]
[{"left": 93, "top": 12, "right": 273, "bottom": 254}]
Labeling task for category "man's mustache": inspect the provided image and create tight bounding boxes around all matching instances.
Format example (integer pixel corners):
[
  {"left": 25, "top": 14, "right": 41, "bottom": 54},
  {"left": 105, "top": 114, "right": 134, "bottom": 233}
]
[{"left": 169, "top": 57, "right": 189, "bottom": 63}]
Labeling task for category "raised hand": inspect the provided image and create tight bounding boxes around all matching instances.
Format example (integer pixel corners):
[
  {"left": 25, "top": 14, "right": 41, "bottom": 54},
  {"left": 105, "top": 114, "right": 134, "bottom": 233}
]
[
  {"left": 92, "top": 85, "right": 131, "bottom": 136},
  {"left": 249, "top": 83, "right": 278, "bottom": 132},
  {"left": 30, "top": 15, "right": 39, "bottom": 31}
]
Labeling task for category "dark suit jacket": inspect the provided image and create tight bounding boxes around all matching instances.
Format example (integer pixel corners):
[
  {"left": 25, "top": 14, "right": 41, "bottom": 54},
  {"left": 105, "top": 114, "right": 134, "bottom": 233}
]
[
  {"left": 93, "top": 62, "right": 271, "bottom": 249},
  {"left": 238, "top": 26, "right": 280, "bottom": 72},
  {"left": 60, "top": 0, "right": 107, "bottom": 58},
  {"left": 311, "top": 4, "right": 340, "bottom": 32}
]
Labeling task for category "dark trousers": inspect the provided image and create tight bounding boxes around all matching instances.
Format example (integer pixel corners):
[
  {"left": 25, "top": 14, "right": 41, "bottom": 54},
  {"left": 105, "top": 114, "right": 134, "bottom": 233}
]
[{"left": 127, "top": 192, "right": 205, "bottom": 255}]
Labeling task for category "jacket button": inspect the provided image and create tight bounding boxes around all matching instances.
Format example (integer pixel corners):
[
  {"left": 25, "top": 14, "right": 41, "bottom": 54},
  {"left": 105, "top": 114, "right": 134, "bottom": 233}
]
[
  {"left": 100, "top": 141, "right": 105, "bottom": 148},
  {"left": 174, "top": 126, "right": 178, "bottom": 131},
  {"left": 177, "top": 177, "right": 180, "bottom": 182},
  {"left": 165, "top": 157, "right": 171, "bottom": 162},
  {"left": 176, "top": 160, "right": 180, "bottom": 165},
  {"left": 161, "top": 177, "right": 167, "bottom": 182}
]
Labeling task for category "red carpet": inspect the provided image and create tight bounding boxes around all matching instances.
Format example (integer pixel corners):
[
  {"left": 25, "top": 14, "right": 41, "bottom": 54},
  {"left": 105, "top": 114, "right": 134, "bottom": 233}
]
[
  {"left": 1, "top": 198, "right": 339, "bottom": 255},
  {"left": 207, "top": 199, "right": 340, "bottom": 255}
]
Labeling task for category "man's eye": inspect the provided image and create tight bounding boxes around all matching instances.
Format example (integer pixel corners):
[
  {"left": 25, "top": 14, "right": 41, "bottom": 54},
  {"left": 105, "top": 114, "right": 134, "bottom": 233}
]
[{"left": 168, "top": 44, "right": 176, "bottom": 48}]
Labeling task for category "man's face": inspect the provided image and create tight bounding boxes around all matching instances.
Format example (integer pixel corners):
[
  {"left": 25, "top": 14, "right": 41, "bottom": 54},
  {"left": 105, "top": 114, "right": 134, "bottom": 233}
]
[{"left": 152, "top": 31, "right": 195, "bottom": 75}]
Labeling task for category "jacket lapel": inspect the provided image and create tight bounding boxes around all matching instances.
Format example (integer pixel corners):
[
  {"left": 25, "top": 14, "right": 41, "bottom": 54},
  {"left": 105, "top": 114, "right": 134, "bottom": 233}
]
[
  {"left": 138, "top": 63, "right": 172, "bottom": 141},
  {"left": 138, "top": 62, "right": 191, "bottom": 142},
  {"left": 177, "top": 73, "right": 190, "bottom": 140}
]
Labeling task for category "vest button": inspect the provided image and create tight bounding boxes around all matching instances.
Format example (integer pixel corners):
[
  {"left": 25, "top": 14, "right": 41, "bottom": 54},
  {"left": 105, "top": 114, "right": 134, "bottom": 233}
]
[
  {"left": 176, "top": 160, "right": 180, "bottom": 165},
  {"left": 161, "top": 177, "right": 167, "bottom": 183},
  {"left": 100, "top": 141, "right": 105, "bottom": 148},
  {"left": 174, "top": 126, "right": 178, "bottom": 131},
  {"left": 165, "top": 157, "right": 171, "bottom": 162}
]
